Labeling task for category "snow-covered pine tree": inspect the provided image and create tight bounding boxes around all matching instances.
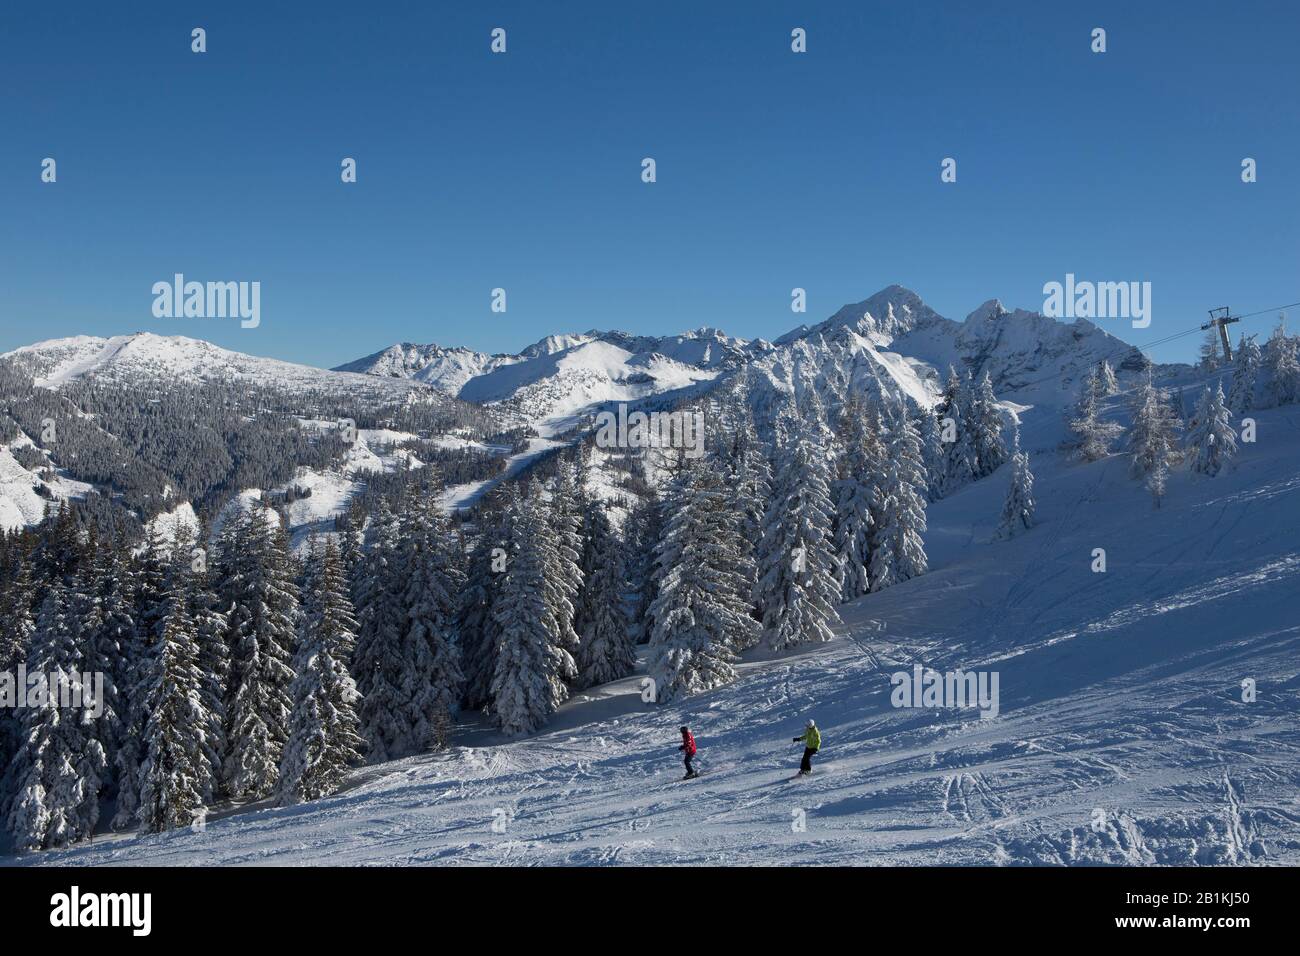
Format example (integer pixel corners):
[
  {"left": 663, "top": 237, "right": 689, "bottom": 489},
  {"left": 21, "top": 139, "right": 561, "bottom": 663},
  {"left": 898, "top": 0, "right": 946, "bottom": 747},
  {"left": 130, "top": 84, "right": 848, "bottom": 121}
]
[
  {"left": 489, "top": 485, "right": 578, "bottom": 735},
  {"left": 278, "top": 539, "right": 365, "bottom": 805},
  {"left": 1185, "top": 383, "right": 1238, "bottom": 477},
  {"left": 457, "top": 508, "right": 504, "bottom": 711},
  {"left": 1099, "top": 360, "right": 1120, "bottom": 396},
  {"left": 647, "top": 464, "right": 754, "bottom": 703},
  {"left": 939, "top": 366, "right": 976, "bottom": 494},
  {"left": 0, "top": 559, "right": 36, "bottom": 793},
  {"left": 218, "top": 508, "right": 298, "bottom": 799},
  {"left": 868, "top": 399, "right": 930, "bottom": 591},
  {"left": 111, "top": 530, "right": 171, "bottom": 829},
  {"left": 1262, "top": 321, "right": 1300, "bottom": 407},
  {"left": 915, "top": 406, "right": 946, "bottom": 501},
  {"left": 996, "top": 428, "right": 1036, "bottom": 539},
  {"left": 1069, "top": 369, "right": 1125, "bottom": 462},
  {"left": 351, "top": 504, "right": 407, "bottom": 760},
  {"left": 1127, "top": 375, "right": 1181, "bottom": 507},
  {"left": 0, "top": 558, "right": 35, "bottom": 674},
  {"left": 335, "top": 508, "right": 364, "bottom": 581},
  {"left": 1199, "top": 329, "right": 1223, "bottom": 370},
  {"left": 574, "top": 493, "right": 635, "bottom": 688},
  {"left": 755, "top": 424, "right": 840, "bottom": 651},
  {"left": 186, "top": 555, "right": 228, "bottom": 802},
  {"left": 4, "top": 582, "right": 107, "bottom": 850},
  {"left": 625, "top": 491, "right": 664, "bottom": 645},
  {"left": 724, "top": 409, "right": 771, "bottom": 615},
  {"left": 137, "top": 581, "right": 215, "bottom": 833},
  {"left": 546, "top": 459, "right": 586, "bottom": 664},
  {"left": 399, "top": 493, "right": 465, "bottom": 749},
  {"left": 1228, "top": 334, "right": 1262, "bottom": 413},
  {"left": 969, "top": 371, "right": 1008, "bottom": 479},
  {"left": 833, "top": 396, "right": 886, "bottom": 602},
  {"left": 88, "top": 538, "right": 135, "bottom": 777}
]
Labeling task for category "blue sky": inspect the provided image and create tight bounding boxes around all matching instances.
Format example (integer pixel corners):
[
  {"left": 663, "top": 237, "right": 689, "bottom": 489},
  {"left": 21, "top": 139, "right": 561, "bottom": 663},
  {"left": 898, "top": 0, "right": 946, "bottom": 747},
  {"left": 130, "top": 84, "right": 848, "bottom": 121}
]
[{"left": 2, "top": 1, "right": 1297, "bottom": 368}]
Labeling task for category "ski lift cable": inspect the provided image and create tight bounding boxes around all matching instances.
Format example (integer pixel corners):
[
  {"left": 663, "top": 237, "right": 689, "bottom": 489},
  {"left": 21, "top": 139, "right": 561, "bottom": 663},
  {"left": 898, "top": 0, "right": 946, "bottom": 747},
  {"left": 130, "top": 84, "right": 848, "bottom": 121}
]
[{"left": 997, "top": 298, "right": 1299, "bottom": 395}]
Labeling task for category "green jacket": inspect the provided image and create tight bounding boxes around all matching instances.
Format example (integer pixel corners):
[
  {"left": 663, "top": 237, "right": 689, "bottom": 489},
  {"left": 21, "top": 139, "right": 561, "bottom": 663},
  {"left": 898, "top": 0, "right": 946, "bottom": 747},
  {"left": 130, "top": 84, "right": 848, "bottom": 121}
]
[{"left": 799, "top": 726, "right": 821, "bottom": 750}]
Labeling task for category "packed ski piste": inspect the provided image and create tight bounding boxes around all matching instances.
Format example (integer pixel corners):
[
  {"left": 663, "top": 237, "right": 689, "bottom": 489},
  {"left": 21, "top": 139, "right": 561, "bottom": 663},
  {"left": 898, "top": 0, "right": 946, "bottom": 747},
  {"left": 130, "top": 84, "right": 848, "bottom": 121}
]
[{"left": 1, "top": 287, "right": 1298, "bottom": 866}]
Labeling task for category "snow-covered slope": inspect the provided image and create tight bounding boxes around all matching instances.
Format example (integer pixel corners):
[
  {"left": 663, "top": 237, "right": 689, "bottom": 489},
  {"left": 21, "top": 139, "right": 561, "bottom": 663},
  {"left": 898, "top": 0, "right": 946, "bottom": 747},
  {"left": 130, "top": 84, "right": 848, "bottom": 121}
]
[
  {"left": 16, "top": 385, "right": 1298, "bottom": 867},
  {"left": 337, "top": 328, "right": 758, "bottom": 431},
  {"left": 0, "top": 432, "right": 94, "bottom": 532},
  {"left": 4, "top": 333, "right": 428, "bottom": 400},
  {"left": 460, "top": 338, "right": 723, "bottom": 433},
  {"left": 774, "top": 285, "right": 1149, "bottom": 404},
  {"left": 333, "top": 343, "right": 519, "bottom": 395},
  {"left": 891, "top": 300, "right": 1150, "bottom": 403}
]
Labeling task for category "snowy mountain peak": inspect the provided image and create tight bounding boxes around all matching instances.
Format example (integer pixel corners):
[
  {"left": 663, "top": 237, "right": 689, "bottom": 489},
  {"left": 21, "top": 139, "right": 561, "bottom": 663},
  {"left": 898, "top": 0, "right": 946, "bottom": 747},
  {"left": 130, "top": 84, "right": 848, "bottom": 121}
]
[
  {"left": 776, "top": 285, "right": 947, "bottom": 346},
  {"left": 965, "top": 299, "right": 1010, "bottom": 323}
]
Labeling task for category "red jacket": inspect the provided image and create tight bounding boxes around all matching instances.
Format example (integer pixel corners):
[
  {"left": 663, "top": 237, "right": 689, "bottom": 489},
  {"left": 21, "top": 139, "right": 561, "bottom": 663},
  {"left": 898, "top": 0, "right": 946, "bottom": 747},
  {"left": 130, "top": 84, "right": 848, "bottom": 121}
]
[{"left": 681, "top": 731, "right": 696, "bottom": 756}]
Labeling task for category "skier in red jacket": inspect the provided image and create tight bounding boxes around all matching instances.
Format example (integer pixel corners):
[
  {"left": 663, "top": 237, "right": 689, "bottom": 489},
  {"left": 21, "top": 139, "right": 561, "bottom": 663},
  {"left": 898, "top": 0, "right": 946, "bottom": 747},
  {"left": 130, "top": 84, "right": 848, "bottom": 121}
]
[{"left": 678, "top": 726, "right": 698, "bottom": 779}]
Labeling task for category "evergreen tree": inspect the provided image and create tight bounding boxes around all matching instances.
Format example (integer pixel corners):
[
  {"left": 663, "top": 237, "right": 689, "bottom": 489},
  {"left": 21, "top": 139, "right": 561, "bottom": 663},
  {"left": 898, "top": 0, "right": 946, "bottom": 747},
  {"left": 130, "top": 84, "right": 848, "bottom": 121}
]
[
  {"left": 398, "top": 494, "right": 465, "bottom": 749},
  {"left": 625, "top": 491, "right": 664, "bottom": 645},
  {"left": 187, "top": 551, "right": 228, "bottom": 802},
  {"left": 4, "top": 583, "right": 106, "bottom": 850},
  {"left": 1262, "top": 322, "right": 1300, "bottom": 407},
  {"left": 1228, "top": 334, "right": 1262, "bottom": 413},
  {"left": 546, "top": 461, "right": 586, "bottom": 664},
  {"left": 0, "top": 560, "right": 36, "bottom": 788},
  {"left": 1199, "top": 329, "right": 1223, "bottom": 370},
  {"left": 996, "top": 429, "right": 1036, "bottom": 539},
  {"left": 85, "top": 540, "right": 133, "bottom": 797},
  {"left": 278, "top": 540, "right": 365, "bottom": 804},
  {"left": 1098, "top": 360, "right": 1120, "bottom": 396},
  {"left": 112, "top": 531, "right": 172, "bottom": 829},
  {"left": 1186, "top": 383, "right": 1238, "bottom": 478},
  {"left": 489, "top": 486, "right": 578, "bottom": 735},
  {"left": 833, "top": 397, "right": 886, "bottom": 602},
  {"left": 137, "top": 587, "right": 215, "bottom": 833},
  {"left": 574, "top": 495, "right": 635, "bottom": 688},
  {"left": 939, "top": 366, "right": 976, "bottom": 493},
  {"left": 217, "top": 509, "right": 298, "bottom": 799},
  {"left": 915, "top": 406, "right": 946, "bottom": 501},
  {"left": 1068, "top": 370, "right": 1124, "bottom": 462},
  {"left": 969, "top": 371, "right": 1008, "bottom": 478},
  {"left": 725, "top": 416, "right": 771, "bottom": 615},
  {"left": 755, "top": 427, "right": 840, "bottom": 651},
  {"left": 868, "top": 401, "right": 930, "bottom": 591},
  {"left": 647, "top": 466, "right": 754, "bottom": 703},
  {"left": 352, "top": 506, "right": 408, "bottom": 760},
  {"left": 458, "top": 511, "right": 504, "bottom": 711},
  {"left": 1128, "top": 376, "right": 1181, "bottom": 508}
]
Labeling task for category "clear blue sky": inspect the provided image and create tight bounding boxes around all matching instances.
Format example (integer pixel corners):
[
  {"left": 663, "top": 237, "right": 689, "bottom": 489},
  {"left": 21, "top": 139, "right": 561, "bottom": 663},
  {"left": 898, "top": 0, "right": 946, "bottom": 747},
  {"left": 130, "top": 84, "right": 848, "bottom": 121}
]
[{"left": 2, "top": 1, "right": 1297, "bottom": 368}]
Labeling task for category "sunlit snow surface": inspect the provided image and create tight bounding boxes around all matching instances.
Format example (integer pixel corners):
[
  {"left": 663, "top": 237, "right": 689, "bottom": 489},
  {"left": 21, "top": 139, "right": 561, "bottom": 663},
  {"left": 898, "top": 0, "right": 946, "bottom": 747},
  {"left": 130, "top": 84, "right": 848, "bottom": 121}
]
[{"left": 12, "top": 399, "right": 1299, "bottom": 867}]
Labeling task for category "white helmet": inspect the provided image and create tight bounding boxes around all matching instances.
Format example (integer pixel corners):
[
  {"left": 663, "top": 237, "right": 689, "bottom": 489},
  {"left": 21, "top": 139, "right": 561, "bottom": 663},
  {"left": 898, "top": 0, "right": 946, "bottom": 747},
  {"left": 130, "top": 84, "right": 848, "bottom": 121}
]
[{"left": 806, "top": 719, "right": 815, "bottom": 728}]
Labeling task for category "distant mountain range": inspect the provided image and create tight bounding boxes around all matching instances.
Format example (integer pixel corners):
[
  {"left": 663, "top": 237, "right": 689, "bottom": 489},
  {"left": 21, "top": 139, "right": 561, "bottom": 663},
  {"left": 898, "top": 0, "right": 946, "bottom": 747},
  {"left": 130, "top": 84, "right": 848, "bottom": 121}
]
[
  {"left": 333, "top": 284, "right": 1150, "bottom": 424},
  {"left": 0, "top": 284, "right": 1155, "bottom": 534}
]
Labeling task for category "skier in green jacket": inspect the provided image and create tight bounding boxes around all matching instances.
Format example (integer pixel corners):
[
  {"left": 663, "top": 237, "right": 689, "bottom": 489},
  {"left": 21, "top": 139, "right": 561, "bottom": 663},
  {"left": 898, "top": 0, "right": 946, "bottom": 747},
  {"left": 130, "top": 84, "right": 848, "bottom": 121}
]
[{"left": 793, "top": 719, "right": 821, "bottom": 776}]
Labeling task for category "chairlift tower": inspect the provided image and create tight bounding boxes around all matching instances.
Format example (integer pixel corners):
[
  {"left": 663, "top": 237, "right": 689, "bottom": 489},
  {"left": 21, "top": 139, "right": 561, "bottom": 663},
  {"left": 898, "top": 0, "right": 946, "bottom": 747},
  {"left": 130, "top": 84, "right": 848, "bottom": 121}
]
[{"left": 1202, "top": 307, "right": 1240, "bottom": 363}]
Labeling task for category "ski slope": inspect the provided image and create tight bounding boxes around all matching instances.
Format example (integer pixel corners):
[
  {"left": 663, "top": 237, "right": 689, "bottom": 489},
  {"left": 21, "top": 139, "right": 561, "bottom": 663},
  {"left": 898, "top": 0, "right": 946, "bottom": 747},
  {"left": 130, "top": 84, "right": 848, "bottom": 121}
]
[{"left": 8, "top": 388, "right": 1298, "bottom": 867}]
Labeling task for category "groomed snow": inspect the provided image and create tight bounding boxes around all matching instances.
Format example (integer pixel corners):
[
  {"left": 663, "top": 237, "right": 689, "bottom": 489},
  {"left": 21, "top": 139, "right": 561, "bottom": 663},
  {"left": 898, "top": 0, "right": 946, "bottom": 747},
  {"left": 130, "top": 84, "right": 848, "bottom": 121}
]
[{"left": 13, "top": 397, "right": 1298, "bottom": 867}]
